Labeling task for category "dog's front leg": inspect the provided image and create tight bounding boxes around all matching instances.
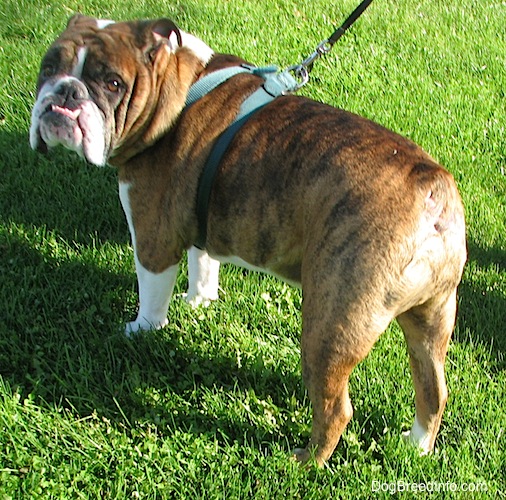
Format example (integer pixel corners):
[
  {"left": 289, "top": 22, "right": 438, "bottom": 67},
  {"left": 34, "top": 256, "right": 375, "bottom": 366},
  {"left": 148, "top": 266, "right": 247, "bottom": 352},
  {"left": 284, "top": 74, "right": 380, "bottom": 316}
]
[
  {"left": 184, "top": 247, "right": 220, "bottom": 307},
  {"left": 119, "top": 181, "right": 178, "bottom": 335},
  {"left": 125, "top": 255, "right": 178, "bottom": 335}
]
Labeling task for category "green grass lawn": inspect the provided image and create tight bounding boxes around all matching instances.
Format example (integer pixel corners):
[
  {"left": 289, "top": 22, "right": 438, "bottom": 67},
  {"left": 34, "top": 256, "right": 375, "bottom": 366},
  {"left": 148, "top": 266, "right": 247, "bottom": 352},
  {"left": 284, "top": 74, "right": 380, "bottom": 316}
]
[{"left": 1, "top": 0, "right": 505, "bottom": 497}]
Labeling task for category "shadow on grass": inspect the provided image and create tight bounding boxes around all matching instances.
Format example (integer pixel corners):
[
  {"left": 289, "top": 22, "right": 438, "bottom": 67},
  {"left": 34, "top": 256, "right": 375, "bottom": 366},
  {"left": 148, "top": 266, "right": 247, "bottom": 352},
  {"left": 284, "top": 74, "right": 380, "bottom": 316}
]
[
  {"left": 468, "top": 240, "right": 506, "bottom": 272},
  {"left": 0, "top": 240, "right": 305, "bottom": 451},
  {"left": 1, "top": 130, "right": 305, "bottom": 452},
  {"left": 455, "top": 240, "right": 506, "bottom": 370},
  {"left": 0, "top": 131, "right": 128, "bottom": 247},
  {"left": 1, "top": 130, "right": 504, "bottom": 457}
]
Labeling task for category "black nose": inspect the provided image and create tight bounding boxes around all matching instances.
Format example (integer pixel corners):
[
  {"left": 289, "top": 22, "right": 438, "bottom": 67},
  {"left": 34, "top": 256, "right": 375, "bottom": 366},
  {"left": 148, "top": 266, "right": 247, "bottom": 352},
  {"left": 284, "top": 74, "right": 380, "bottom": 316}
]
[{"left": 54, "top": 78, "right": 89, "bottom": 107}]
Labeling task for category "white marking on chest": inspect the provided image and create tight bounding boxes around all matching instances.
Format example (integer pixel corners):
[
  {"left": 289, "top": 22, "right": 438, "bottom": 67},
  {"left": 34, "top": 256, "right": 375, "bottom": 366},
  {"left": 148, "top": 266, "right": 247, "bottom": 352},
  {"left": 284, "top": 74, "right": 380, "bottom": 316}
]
[{"left": 119, "top": 181, "right": 136, "bottom": 248}]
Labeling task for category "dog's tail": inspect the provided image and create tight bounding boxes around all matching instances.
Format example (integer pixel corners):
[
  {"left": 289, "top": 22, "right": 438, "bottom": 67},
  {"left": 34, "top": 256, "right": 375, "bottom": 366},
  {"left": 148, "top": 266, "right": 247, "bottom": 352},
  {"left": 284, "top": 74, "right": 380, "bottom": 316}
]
[{"left": 409, "top": 162, "right": 465, "bottom": 236}]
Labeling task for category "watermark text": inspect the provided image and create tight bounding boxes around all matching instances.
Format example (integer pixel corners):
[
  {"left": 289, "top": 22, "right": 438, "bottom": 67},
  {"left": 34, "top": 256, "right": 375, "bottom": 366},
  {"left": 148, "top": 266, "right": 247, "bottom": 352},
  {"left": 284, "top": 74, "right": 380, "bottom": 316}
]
[{"left": 371, "top": 480, "right": 488, "bottom": 495}]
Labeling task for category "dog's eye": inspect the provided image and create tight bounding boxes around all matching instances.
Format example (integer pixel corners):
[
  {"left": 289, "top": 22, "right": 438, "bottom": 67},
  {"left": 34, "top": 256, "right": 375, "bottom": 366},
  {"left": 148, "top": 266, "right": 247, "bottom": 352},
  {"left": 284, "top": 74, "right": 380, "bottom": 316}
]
[
  {"left": 105, "top": 77, "right": 123, "bottom": 93},
  {"left": 106, "top": 79, "right": 121, "bottom": 93}
]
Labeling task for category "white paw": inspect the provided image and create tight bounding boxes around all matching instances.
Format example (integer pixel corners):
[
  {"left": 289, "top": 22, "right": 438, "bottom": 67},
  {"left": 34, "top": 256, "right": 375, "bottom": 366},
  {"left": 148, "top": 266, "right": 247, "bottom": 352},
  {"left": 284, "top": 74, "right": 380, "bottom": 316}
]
[
  {"left": 401, "top": 428, "right": 431, "bottom": 456},
  {"left": 124, "top": 317, "right": 168, "bottom": 337},
  {"left": 178, "top": 292, "right": 217, "bottom": 308}
]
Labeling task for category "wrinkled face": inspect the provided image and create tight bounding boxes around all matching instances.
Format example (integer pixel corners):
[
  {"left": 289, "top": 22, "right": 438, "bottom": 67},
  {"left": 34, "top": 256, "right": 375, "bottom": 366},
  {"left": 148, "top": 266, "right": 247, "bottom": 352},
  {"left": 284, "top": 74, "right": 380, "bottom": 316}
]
[{"left": 30, "top": 15, "right": 212, "bottom": 166}]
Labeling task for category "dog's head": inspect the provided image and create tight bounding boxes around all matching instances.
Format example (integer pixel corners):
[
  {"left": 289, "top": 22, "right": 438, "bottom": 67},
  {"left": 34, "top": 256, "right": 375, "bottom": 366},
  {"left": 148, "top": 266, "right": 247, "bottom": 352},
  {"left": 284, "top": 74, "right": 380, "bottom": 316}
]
[{"left": 30, "top": 14, "right": 213, "bottom": 165}]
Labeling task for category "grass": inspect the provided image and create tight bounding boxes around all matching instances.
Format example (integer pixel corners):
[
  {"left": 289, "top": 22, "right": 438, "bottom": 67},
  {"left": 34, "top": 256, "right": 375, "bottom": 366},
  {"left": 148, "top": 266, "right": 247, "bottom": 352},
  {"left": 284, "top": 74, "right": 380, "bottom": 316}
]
[{"left": 0, "top": 0, "right": 505, "bottom": 497}]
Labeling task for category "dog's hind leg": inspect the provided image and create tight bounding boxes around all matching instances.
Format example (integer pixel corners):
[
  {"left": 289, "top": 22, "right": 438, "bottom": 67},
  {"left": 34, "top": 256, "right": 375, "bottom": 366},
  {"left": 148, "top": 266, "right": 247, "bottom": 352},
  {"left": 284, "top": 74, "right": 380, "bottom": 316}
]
[
  {"left": 292, "top": 339, "right": 355, "bottom": 466},
  {"left": 397, "top": 290, "right": 458, "bottom": 454},
  {"left": 293, "top": 287, "right": 389, "bottom": 466}
]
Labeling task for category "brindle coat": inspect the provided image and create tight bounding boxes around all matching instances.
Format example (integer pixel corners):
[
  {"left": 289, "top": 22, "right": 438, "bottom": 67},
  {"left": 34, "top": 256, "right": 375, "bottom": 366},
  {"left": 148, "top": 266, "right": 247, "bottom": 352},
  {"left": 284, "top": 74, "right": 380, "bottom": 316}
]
[{"left": 32, "top": 16, "right": 467, "bottom": 465}]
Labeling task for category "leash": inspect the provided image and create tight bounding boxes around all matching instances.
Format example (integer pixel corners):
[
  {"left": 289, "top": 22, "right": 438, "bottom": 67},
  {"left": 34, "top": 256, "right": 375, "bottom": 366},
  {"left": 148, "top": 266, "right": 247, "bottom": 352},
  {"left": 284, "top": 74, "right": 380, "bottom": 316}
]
[
  {"left": 190, "top": 0, "right": 374, "bottom": 249},
  {"left": 287, "top": 0, "right": 374, "bottom": 90}
]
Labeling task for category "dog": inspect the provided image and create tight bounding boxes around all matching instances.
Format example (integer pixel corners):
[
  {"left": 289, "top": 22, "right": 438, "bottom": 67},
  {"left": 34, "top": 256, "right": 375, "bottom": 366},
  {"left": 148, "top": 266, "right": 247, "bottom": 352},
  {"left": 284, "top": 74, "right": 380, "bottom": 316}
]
[{"left": 30, "top": 14, "right": 467, "bottom": 465}]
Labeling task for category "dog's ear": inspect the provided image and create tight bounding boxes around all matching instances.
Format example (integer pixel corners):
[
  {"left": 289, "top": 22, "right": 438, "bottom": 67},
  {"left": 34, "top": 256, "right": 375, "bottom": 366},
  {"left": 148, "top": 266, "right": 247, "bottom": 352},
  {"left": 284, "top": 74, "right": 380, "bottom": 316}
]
[
  {"left": 65, "top": 14, "right": 116, "bottom": 34},
  {"left": 138, "top": 19, "right": 182, "bottom": 63},
  {"left": 66, "top": 14, "right": 99, "bottom": 30},
  {"left": 66, "top": 13, "right": 89, "bottom": 28},
  {"left": 152, "top": 19, "right": 182, "bottom": 48}
]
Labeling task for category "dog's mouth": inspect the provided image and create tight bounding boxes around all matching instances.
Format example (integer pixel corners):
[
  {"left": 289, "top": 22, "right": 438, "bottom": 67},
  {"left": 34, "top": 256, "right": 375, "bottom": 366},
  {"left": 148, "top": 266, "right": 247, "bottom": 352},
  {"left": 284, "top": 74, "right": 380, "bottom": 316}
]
[
  {"left": 30, "top": 75, "right": 110, "bottom": 166},
  {"left": 39, "top": 103, "right": 83, "bottom": 129},
  {"left": 37, "top": 102, "right": 84, "bottom": 152},
  {"left": 31, "top": 99, "right": 109, "bottom": 166},
  {"left": 45, "top": 104, "right": 82, "bottom": 121}
]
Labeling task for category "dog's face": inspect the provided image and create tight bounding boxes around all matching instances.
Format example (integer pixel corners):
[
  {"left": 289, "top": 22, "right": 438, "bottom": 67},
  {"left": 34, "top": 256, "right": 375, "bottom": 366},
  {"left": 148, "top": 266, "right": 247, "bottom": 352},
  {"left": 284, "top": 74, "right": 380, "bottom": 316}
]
[{"left": 30, "top": 15, "right": 207, "bottom": 165}]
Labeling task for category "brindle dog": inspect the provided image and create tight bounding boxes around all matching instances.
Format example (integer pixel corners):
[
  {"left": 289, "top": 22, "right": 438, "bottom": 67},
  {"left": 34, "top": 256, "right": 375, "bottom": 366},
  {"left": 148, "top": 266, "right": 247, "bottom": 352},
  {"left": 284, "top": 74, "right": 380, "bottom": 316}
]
[{"left": 30, "top": 16, "right": 467, "bottom": 465}]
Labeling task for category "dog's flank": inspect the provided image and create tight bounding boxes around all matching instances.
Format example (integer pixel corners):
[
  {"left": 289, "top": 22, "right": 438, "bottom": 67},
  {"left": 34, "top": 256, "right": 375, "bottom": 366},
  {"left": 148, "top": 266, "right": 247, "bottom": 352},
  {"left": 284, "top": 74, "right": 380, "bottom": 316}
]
[{"left": 30, "top": 15, "right": 466, "bottom": 466}]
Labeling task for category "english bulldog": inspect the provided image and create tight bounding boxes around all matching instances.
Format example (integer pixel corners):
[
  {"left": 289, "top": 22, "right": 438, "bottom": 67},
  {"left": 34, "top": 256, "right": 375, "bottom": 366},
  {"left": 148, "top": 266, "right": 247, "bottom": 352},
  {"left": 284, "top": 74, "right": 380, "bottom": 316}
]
[{"left": 30, "top": 14, "right": 467, "bottom": 466}]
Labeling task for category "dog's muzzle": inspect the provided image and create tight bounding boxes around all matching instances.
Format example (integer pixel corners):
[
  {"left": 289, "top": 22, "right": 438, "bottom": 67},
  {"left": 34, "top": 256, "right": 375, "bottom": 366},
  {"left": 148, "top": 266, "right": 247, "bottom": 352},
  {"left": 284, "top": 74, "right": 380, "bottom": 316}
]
[{"left": 30, "top": 76, "right": 108, "bottom": 166}]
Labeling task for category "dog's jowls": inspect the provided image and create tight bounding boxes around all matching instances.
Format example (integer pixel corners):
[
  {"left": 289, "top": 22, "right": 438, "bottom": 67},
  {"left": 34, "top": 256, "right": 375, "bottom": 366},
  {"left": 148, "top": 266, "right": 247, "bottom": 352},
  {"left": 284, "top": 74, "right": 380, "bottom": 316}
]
[{"left": 30, "top": 15, "right": 467, "bottom": 466}]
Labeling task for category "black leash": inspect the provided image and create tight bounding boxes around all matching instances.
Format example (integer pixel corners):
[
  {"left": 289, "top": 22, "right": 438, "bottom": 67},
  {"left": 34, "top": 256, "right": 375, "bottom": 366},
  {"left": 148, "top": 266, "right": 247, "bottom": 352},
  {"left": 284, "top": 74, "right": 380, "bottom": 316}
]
[
  {"left": 288, "top": 0, "right": 374, "bottom": 89},
  {"left": 328, "top": 0, "right": 375, "bottom": 45}
]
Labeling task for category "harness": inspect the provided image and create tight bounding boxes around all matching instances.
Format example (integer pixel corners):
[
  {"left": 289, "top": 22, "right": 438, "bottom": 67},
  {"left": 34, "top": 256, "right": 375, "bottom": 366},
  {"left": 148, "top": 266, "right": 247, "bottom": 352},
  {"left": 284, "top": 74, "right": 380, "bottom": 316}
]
[
  {"left": 187, "top": 65, "right": 299, "bottom": 250},
  {"left": 187, "top": 0, "right": 374, "bottom": 249}
]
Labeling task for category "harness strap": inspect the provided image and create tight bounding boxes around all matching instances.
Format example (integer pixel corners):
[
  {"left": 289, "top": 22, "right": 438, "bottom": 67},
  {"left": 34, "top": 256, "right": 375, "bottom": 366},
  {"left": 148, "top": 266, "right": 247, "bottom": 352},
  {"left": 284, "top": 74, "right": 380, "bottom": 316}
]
[
  {"left": 189, "top": 65, "right": 298, "bottom": 249},
  {"left": 194, "top": 103, "right": 266, "bottom": 250},
  {"left": 186, "top": 66, "right": 251, "bottom": 106}
]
